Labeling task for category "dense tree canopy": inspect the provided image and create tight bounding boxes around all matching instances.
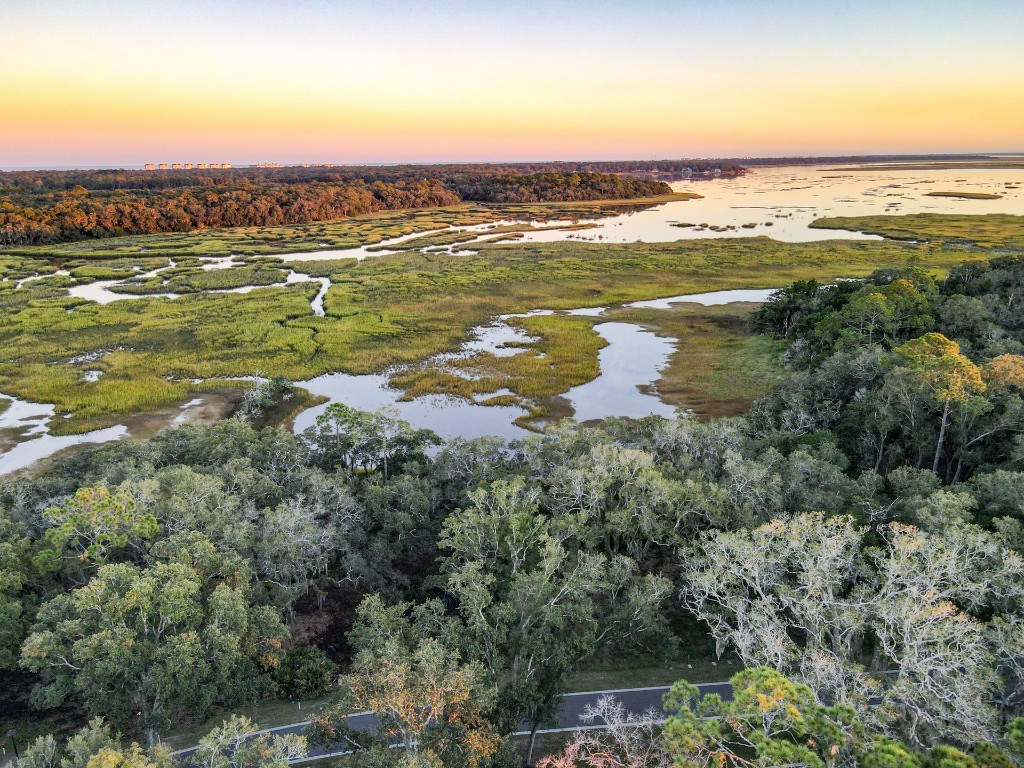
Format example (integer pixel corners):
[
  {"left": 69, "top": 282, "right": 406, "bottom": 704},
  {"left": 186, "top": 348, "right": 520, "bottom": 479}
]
[
  {"left": 0, "top": 163, "right": 688, "bottom": 246},
  {"left": 6, "top": 255, "right": 1024, "bottom": 764}
]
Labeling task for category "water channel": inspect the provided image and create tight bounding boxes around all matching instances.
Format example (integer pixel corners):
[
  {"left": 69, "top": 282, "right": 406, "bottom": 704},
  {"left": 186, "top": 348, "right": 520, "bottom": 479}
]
[{"left": 4, "top": 164, "right": 1024, "bottom": 472}]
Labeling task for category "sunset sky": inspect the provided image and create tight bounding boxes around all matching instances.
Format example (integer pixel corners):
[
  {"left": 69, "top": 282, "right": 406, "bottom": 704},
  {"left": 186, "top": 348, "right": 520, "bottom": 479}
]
[{"left": 3, "top": 0, "right": 1023, "bottom": 168}]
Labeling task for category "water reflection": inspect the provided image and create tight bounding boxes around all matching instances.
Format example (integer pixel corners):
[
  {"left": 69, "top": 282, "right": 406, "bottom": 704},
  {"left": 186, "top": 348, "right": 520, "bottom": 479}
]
[
  {"left": 10, "top": 164, "right": 1024, "bottom": 468},
  {"left": 0, "top": 394, "right": 127, "bottom": 476},
  {"left": 270, "top": 166, "right": 1024, "bottom": 262},
  {"left": 292, "top": 372, "right": 532, "bottom": 442},
  {"left": 626, "top": 288, "right": 778, "bottom": 309},
  {"left": 291, "top": 287, "right": 777, "bottom": 439},
  {"left": 563, "top": 323, "right": 677, "bottom": 422}
]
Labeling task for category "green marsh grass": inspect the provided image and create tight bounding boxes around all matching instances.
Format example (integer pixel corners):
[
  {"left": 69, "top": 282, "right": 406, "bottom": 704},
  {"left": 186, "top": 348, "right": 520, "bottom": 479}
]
[
  {"left": 0, "top": 212, "right": 991, "bottom": 430},
  {"left": 811, "top": 213, "right": 1024, "bottom": 249},
  {"left": 613, "top": 303, "right": 784, "bottom": 417}
]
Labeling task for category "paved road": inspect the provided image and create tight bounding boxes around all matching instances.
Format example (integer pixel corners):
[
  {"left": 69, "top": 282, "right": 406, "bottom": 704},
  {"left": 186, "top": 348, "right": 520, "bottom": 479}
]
[{"left": 173, "top": 680, "right": 734, "bottom": 764}]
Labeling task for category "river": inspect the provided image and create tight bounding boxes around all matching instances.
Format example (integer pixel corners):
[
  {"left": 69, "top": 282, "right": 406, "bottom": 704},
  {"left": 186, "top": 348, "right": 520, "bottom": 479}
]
[{"left": 3, "top": 164, "right": 1023, "bottom": 473}]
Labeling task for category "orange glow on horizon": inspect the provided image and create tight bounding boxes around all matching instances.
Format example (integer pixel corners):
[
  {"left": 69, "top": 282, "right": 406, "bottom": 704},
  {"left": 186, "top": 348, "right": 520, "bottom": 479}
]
[{"left": 3, "top": 1, "right": 1023, "bottom": 166}]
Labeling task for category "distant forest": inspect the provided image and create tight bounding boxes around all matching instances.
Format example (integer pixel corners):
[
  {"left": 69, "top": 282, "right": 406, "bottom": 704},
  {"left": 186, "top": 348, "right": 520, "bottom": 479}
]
[{"left": 0, "top": 161, "right": 742, "bottom": 246}]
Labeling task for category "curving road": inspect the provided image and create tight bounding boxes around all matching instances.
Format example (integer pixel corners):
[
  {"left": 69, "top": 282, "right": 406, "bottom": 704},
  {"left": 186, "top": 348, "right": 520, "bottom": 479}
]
[{"left": 172, "top": 680, "right": 734, "bottom": 764}]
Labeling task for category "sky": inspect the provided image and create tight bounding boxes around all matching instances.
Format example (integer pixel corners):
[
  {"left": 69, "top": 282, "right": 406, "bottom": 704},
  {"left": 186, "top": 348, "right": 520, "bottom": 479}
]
[{"left": 2, "top": 0, "right": 1023, "bottom": 168}]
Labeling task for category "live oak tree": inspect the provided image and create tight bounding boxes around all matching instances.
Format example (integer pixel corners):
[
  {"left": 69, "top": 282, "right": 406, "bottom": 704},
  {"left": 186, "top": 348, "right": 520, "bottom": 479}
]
[
  {"left": 895, "top": 333, "right": 987, "bottom": 474},
  {"left": 20, "top": 546, "right": 288, "bottom": 745},
  {"left": 545, "top": 441, "right": 694, "bottom": 562},
  {"left": 13, "top": 719, "right": 173, "bottom": 768},
  {"left": 194, "top": 715, "right": 306, "bottom": 768},
  {"left": 309, "top": 636, "right": 501, "bottom": 768},
  {"left": 682, "top": 513, "right": 1024, "bottom": 746},
  {"left": 305, "top": 403, "right": 438, "bottom": 480},
  {"left": 437, "top": 476, "right": 672, "bottom": 761},
  {"left": 126, "top": 465, "right": 340, "bottom": 610},
  {"left": 681, "top": 512, "right": 867, "bottom": 676},
  {"left": 0, "top": 510, "right": 32, "bottom": 669}
]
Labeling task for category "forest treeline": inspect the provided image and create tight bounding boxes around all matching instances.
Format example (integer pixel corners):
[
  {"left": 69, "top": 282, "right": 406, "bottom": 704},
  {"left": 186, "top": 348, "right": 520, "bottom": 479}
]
[
  {"left": 6, "top": 256, "right": 1024, "bottom": 766},
  {"left": 0, "top": 163, "right": 700, "bottom": 246}
]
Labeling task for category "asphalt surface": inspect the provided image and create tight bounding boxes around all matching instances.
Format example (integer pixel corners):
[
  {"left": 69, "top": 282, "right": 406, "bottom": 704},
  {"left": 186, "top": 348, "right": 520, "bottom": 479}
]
[{"left": 173, "top": 680, "right": 734, "bottom": 764}]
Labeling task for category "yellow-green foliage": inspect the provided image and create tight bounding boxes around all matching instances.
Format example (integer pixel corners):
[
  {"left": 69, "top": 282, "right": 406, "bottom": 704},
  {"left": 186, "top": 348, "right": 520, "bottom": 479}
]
[
  {"left": 811, "top": 213, "right": 1024, "bottom": 249},
  {"left": 0, "top": 212, "right": 985, "bottom": 430},
  {"left": 0, "top": 256, "right": 54, "bottom": 281},
  {"left": 390, "top": 304, "right": 785, "bottom": 423},
  {"left": 67, "top": 266, "right": 138, "bottom": 281},
  {"left": 391, "top": 314, "right": 607, "bottom": 423},
  {"left": 167, "top": 265, "right": 287, "bottom": 292}
]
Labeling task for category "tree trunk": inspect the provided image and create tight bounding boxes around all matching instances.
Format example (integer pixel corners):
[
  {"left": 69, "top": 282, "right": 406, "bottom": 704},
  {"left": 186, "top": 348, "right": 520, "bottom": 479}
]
[
  {"left": 526, "top": 724, "right": 539, "bottom": 766},
  {"left": 953, "top": 456, "right": 965, "bottom": 484},
  {"left": 933, "top": 401, "right": 950, "bottom": 475},
  {"left": 874, "top": 433, "right": 887, "bottom": 473}
]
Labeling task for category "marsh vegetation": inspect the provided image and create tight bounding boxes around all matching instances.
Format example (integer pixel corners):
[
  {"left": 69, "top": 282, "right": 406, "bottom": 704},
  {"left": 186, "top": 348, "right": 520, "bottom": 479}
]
[
  {"left": 0, "top": 227, "right": 980, "bottom": 436},
  {"left": 8, "top": 249, "right": 1024, "bottom": 764}
]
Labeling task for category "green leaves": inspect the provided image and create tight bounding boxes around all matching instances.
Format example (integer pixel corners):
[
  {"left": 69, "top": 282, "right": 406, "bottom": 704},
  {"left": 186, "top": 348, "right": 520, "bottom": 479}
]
[
  {"left": 272, "top": 645, "right": 336, "bottom": 698},
  {"left": 307, "top": 403, "right": 439, "bottom": 479},
  {"left": 311, "top": 636, "right": 501, "bottom": 768},
  {"left": 662, "top": 668, "right": 865, "bottom": 768},
  {"left": 0, "top": 511, "right": 33, "bottom": 669},
  {"left": 195, "top": 715, "right": 306, "bottom": 768},
  {"left": 19, "top": 551, "right": 287, "bottom": 742},
  {"left": 34, "top": 487, "right": 157, "bottom": 573},
  {"left": 12, "top": 719, "right": 174, "bottom": 768}
]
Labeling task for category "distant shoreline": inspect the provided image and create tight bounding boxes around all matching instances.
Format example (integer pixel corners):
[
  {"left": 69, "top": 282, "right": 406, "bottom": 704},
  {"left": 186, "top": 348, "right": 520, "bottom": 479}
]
[{"left": 4, "top": 153, "right": 1021, "bottom": 174}]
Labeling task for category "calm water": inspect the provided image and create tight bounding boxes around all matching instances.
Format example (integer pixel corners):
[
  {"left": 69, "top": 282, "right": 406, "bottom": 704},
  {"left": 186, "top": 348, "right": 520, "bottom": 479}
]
[
  {"left": 68, "top": 263, "right": 330, "bottom": 316},
  {"left": 292, "top": 372, "right": 533, "bottom": 442},
  {"left": 509, "top": 165, "right": 1024, "bottom": 246},
  {"left": 271, "top": 165, "right": 1024, "bottom": 259},
  {"left": 563, "top": 323, "right": 677, "bottom": 423},
  {"left": 291, "top": 313, "right": 686, "bottom": 441},
  {"left": 4, "top": 164, "right": 1024, "bottom": 472},
  {"left": 0, "top": 394, "right": 128, "bottom": 475}
]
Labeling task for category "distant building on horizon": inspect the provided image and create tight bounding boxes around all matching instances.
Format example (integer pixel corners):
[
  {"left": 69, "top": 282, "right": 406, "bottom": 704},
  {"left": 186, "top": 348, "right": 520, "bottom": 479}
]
[
  {"left": 157, "top": 163, "right": 168, "bottom": 170},
  {"left": 144, "top": 163, "right": 155, "bottom": 171}
]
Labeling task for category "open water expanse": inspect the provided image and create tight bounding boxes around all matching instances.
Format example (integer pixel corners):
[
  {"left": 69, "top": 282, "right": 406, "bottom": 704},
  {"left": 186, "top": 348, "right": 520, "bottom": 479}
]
[{"left": 3, "top": 164, "right": 1023, "bottom": 473}]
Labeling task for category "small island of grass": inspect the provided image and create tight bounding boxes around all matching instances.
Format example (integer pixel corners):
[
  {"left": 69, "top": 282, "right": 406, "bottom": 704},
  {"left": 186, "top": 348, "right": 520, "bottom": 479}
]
[{"left": 925, "top": 191, "right": 1004, "bottom": 200}]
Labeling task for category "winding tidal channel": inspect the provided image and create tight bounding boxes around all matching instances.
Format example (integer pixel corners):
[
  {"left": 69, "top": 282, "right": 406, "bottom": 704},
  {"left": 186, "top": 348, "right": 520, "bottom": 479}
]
[{"left": 2, "top": 163, "right": 1023, "bottom": 473}]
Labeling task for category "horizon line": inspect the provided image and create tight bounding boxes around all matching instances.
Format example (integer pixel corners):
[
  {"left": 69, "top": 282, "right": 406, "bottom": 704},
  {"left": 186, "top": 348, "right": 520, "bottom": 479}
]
[{"left": 4, "top": 151, "right": 1024, "bottom": 173}]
